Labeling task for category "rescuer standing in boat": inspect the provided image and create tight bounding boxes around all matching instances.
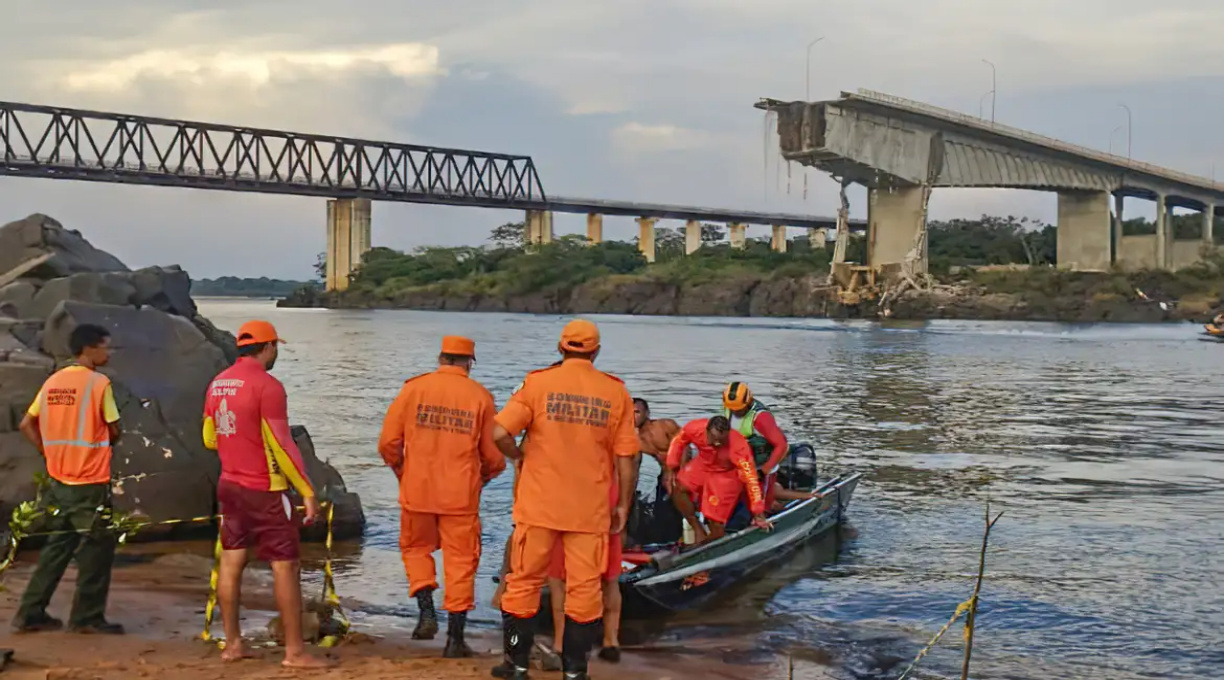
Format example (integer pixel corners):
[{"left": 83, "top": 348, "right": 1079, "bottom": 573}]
[
  {"left": 721, "top": 382, "right": 789, "bottom": 507},
  {"left": 378, "top": 335, "right": 506, "bottom": 658},
  {"left": 492, "top": 319, "right": 638, "bottom": 680}
]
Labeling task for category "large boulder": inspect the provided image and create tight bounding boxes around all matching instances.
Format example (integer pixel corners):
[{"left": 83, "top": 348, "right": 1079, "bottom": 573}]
[
  {"left": 0, "top": 214, "right": 127, "bottom": 278},
  {"left": 27, "top": 273, "right": 137, "bottom": 320},
  {"left": 0, "top": 215, "right": 364, "bottom": 541},
  {"left": 44, "top": 302, "right": 227, "bottom": 426},
  {"left": 0, "top": 281, "right": 38, "bottom": 319},
  {"left": 293, "top": 426, "right": 365, "bottom": 541}
]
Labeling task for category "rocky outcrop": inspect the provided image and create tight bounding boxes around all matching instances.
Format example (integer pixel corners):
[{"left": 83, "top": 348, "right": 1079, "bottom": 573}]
[{"left": 0, "top": 214, "right": 364, "bottom": 540}]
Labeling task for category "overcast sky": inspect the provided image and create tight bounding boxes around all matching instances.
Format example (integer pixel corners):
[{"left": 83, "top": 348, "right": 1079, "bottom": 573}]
[{"left": 1, "top": 0, "right": 1222, "bottom": 279}]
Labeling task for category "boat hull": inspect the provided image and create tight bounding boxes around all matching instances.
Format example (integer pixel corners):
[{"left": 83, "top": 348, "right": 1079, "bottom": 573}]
[{"left": 620, "top": 473, "right": 860, "bottom": 617}]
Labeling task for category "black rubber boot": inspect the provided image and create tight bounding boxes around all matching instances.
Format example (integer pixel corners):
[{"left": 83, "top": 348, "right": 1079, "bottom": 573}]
[
  {"left": 560, "top": 617, "right": 600, "bottom": 679},
  {"left": 443, "top": 611, "right": 474, "bottom": 659},
  {"left": 412, "top": 587, "right": 438, "bottom": 640},
  {"left": 492, "top": 611, "right": 534, "bottom": 679}
]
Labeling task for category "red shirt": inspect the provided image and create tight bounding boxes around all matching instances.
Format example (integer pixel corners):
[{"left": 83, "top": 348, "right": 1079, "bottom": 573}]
[
  {"left": 202, "top": 357, "right": 315, "bottom": 497},
  {"left": 666, "top": 418, "right": 766, "bottom": 516},
  {"left": 749, "top": 409, "right": 790, "bottom": 473}
]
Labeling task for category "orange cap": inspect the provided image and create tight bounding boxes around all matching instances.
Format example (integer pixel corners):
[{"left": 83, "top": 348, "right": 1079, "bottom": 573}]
[
  {"left": 236, "top": 320, "right": 286, "bottom": 347},
  {"left": 441, "top": 335, "right": 476, "bottom": 357},
  {"left": 559, "top": 319, "right": 600, "bottom": 353}
]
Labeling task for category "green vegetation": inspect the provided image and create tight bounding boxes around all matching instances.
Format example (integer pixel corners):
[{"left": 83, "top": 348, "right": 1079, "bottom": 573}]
[
  {"left": 327, "top": 214, "right": 1224, "bottom": 310},
  {"left": 343, "top": 221, "right": 850, "bottom": 301},
  {"left": 192, "top": 276, "right": 315, "bottom": 298}
]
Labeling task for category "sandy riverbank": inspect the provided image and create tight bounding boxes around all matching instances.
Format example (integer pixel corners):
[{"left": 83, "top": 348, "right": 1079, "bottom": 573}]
[{"left": 0, "top": 546, "right": 822, "bottom": 680}]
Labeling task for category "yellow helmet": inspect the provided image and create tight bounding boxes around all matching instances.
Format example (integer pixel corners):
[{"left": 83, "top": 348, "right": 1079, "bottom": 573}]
[{"left": 722, "top": 382, "right": 753, "bottom": 411}]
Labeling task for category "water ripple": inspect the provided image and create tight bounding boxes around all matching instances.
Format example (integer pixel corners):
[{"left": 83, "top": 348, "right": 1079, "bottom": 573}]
[{"left": 197, "top": 302, "right": 1224, "bottom": 679}]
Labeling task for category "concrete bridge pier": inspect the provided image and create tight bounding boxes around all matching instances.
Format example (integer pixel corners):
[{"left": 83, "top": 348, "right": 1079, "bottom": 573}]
[
  {"left": 1205, "top": 204, "right": 1216, "bottom": 244},
  {"left": 524, "top": 210, "right": 554, "bottom": 245},
  {"left": 1112, "top": 194, "right": 1125, "bottom": 264},
  {"left": 771, "top": 226, "right": 787, "bottom": 253},
  {"left": 637, "top": 217, "right": 657, "bottom": 262},
  {"left": 1155, "top": 194, "right": 1168, "bottom": 269},
  {"left": 586, "top": 213, "right": 603, "bottom": 244},
  {"left": 685, "top": 220, "right": 702, "bottom": 254},
  {"left": 325, "top": 197, "right": 372, "bottom": 292},
  {"left": 1056, "top": 190, "right": 1112, "bottom": 271},
  {"left": 1170, "top": 201, "right": 1219, "bottom": 269},
  {"left": 729, "top": 223, "right": 747, "bottom": 249},
  {"left": 867, "top": 186, "right": 927, "bottom": 272}
]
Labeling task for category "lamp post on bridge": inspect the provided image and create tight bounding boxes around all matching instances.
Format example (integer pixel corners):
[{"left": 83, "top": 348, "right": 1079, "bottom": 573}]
[
  {"left": 806, "top": 37, "right": 824, "bottom": 101},
  {"left": 981, "top": 59, "right": 997, "bottom": 123},
  {"left": 1117, "top": 103, "right": 1132, "bottom": 161},
  {"left": 803, "top": 36, "right": 825, "bottom": 202},
  {"left": 1109, "top": 125, "right": 1125, "bottom": 155}
]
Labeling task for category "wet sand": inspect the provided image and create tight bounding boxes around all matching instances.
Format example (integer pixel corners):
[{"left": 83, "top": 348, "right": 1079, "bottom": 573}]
[{"left": 0, "top": 548, "right": 824, "bottom": 680}]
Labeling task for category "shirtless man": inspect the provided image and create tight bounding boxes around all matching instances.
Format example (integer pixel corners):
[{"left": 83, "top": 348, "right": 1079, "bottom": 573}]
[{"left": 634, "top": 398, "right": 681, "bottom": 467}]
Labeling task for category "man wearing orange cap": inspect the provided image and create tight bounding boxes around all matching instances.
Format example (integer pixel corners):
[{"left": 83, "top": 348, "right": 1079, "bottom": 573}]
[
  {"left": 492, "top": 319, "right": 638, "bottom": 680},
  {"left": 202, "top": 320, "right": 331, "bottom": 669},
  {"left": 378, "top": 335, "right": 505, "bottom": 658}
]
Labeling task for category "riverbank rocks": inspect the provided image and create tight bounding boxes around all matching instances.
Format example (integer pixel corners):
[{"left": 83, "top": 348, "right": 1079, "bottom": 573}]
[{"left": 0, "top": 214, "right": 365, "bottom": 541}]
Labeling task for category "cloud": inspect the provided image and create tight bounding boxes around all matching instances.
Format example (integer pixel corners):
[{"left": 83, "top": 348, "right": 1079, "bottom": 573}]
[
  {"left": 59, "top": 44, "right": 440, "bottom": 92},
  {"left": 611, "top": 122, "right": 713, "bottom": 153},
  {"left": 1, "top": 0, "right": 1223, "bottom": 279}
]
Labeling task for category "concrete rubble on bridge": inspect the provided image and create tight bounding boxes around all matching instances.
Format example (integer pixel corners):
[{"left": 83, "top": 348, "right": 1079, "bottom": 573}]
[{"left": 757, "top": 89, "right": 1223, "bottom": 277}]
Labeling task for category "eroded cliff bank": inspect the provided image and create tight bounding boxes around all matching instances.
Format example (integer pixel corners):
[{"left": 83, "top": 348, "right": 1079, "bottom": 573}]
[{"left": 280, "top": 270, "right": 1211, "bottom": 324}]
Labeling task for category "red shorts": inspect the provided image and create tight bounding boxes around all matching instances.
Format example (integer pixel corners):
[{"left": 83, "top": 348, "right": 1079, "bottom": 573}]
[
  {"left": 678, "top": 461, "right": 744, "bottom": 525},
  {"left": 217, "top": 480, "right": 301, "bottom": 563}
]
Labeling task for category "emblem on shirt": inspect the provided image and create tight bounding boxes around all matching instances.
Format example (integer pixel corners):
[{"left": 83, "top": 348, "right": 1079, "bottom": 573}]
[{"left": 215, "top": 398, "right": 238, "bottom": 437}]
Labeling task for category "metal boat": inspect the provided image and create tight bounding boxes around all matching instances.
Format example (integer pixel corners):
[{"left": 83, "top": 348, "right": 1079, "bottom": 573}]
[{"left": 617, "top": 472, "right": 861, "bottom": 617}]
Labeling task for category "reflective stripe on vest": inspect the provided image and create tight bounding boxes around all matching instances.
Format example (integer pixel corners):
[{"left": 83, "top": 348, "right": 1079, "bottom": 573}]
[
  {"left": 722, "top": 400, "right": 768, "bottom": 438},
  {"left": 722, "top": 401, "right": 772, "bottom": 465},
  {"left": 42, "top": 372, "right": 110, "bottom": 449}
]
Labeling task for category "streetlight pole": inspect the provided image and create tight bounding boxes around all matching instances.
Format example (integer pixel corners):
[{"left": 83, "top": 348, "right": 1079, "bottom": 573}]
[
  {"left": 806, "top": 37, "right": 824, "bottom": 101},
  {"left": 981, "top": 59, "right": 996, "bottom": 123},
  {"left": 1109, "top": 125, "right": 1125, "bottom": 155},
  {"left": 1118, "top": 103, "right": 1132, "bottom": 161}
]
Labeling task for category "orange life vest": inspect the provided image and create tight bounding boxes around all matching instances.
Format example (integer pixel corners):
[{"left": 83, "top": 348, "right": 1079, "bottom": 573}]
[{"left": 39, "top": 367, "right": 114, "bottom": 485}]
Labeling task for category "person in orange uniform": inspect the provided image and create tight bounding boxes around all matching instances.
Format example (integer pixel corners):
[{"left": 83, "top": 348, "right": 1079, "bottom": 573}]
[
  {"left": 492, "top": 319, "right": 638, "bottom": 680},
  {"left": 202, "top": 320, "right": 332, "bottom": 669},
  {"left": 13, "top": 324, "right": 124, "bottom": 635},
  {"left": 665, "top": 416, "right": 772, "bottom": 545},
  {"left": 377, "top": 335, "right": 505, "bottom": 658},
  {"left": 543, "top": 468, "right": 627, "bottom": 665}
]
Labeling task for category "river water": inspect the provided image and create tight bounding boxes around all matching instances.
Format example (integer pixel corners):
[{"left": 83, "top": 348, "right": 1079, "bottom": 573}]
[{"left": 197, "top": 299, "right": 1224, "bottom": 679}]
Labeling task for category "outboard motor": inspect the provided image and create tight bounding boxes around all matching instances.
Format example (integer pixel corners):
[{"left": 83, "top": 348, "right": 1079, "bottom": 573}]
[{"left": 778, "top": 443, "right": 818, "bottom": 492}]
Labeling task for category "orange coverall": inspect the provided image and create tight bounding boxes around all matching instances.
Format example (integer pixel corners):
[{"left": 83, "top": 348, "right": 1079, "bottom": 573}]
[
  {"left": 496, "top": 358, "right": 639, "bottom": 623},
  {"left": 378, "top": 364, "right": 506, "bottom": 613},
  {"left": 667, "top": 419, "right": 766, "bottom": 524}
]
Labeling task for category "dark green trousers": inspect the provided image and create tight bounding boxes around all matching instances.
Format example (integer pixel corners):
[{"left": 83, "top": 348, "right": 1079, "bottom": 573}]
[{"left": 14, "top": 481, "right": 115, "bottom": 628}]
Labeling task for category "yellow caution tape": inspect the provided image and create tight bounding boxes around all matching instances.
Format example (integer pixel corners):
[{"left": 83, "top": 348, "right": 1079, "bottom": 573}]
[
  {"left": 199, "top": 502, "right": 349, "bottom": 648},
  {"left": 0, "top": 487, "right": 351, "bottom": 650},
  {"left": 895, "top": 596, "right": 976, "bottom": 680},
  {"left": 200, "top": 529, "right": 223, "bottom": 643}
]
